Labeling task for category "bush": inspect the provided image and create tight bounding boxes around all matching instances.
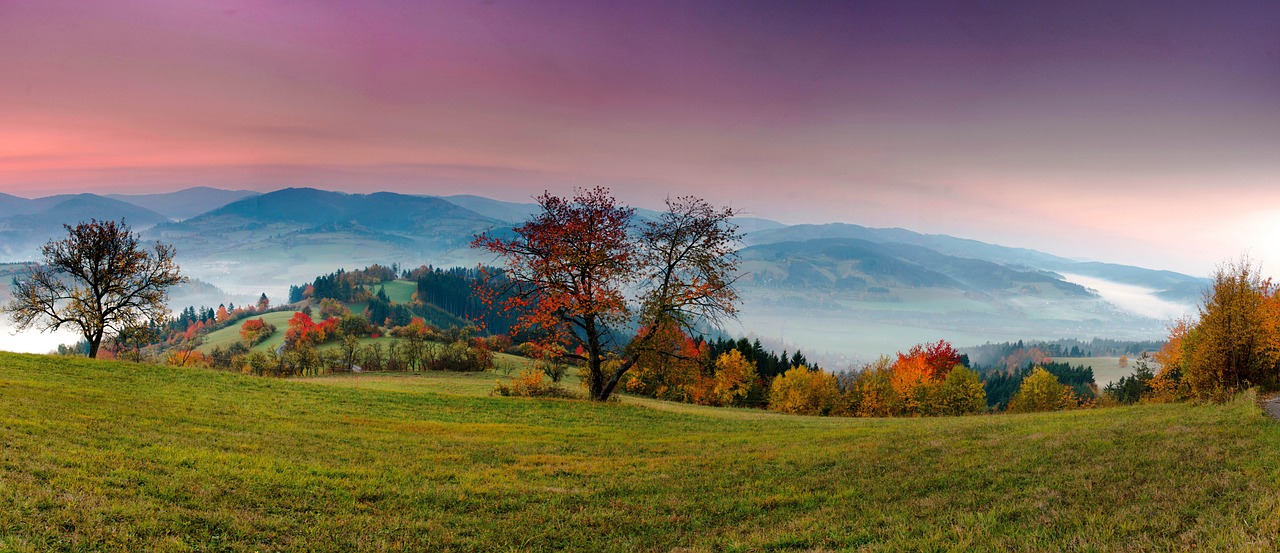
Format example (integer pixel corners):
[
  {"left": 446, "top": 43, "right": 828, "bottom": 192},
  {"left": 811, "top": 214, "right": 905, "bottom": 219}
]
[
  {"left": 240, "top": 317, "right": 276, "bottom": 347},
  {"left": 493, "top": 368, "right": 575, "bottom": 398}
]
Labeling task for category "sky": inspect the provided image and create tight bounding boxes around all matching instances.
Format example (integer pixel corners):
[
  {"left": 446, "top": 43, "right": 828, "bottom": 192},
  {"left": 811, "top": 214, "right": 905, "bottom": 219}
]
[{"left": 1, "top": 0, "right": 1278, "bottom": 276}]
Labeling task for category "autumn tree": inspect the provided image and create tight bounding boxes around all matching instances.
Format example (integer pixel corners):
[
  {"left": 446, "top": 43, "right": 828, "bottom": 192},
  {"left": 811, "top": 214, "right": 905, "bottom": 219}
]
[
  {"left": 622, "top": 322, "right": 706, "bottom": 401},
  {"left": 768, "top": 365, "right": 840, "bottom": 415},
  {"left": 1185, "top": 259, "right": 1270, "bottom": 395},
  {"left": 3, "top": 219, "right": 186, "bottom": 358},
  {"left": 1154, "top": 258, "right": 1280, "bottom": 401},
  {"left": 934, "top": 365, "right": 987, "bottom": 415},
  {"left": 710, "top": 349, "right": 758, "bottom": 407},
  {"left": 474, "top": 188, "right": 740, "bottom": 401},
  {"left": 1006, "top": 367, "right": 1075, "bottom": 413}
]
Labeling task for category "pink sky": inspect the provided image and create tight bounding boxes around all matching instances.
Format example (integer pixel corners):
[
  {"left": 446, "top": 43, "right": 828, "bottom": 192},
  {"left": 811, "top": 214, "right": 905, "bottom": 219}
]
[{"left": 2, "top": 0, "right": 1279, "bottom": 275}]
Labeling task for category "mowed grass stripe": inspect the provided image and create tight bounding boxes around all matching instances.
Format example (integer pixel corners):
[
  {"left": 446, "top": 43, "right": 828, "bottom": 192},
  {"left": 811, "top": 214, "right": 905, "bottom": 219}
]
[{"left": 1, "top": 352, "right": 1278, "bottom": 551}]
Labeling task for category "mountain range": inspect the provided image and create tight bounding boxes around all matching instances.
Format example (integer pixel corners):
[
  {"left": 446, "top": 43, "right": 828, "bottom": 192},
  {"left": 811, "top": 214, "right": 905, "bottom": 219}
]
[{"left": 0, "top": 186, "right": 1205, "bottom": 360}]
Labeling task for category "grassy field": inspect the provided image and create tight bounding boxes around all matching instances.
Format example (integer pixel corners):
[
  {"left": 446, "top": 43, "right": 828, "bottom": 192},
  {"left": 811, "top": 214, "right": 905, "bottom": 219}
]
[
  {"left": 195, "top": 311, "right": 309, "bottom": 354},
  {"left": 1051, "top": 356, "right": 1147, "bottom": 388},
  {"left": 370, "top": 280, "right": 417, "bottom": 304},
  {"left": 2, "top": 353, "right": 1279, "bottom": 551}
]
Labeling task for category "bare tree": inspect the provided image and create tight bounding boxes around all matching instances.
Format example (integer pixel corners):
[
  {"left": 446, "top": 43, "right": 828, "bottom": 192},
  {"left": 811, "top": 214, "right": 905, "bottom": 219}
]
[{"left": 3, "top": 219, "right": 186, "bottom": 358}]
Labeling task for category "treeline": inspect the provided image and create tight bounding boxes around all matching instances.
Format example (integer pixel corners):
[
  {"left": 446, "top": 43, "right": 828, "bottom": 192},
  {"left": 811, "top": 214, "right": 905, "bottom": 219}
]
[
  {"left": 414, "top": 267, "right": 518, "bottom": 335},
  {"left": 287, "top": 264, "right": 401, "bottom": 304},
  {"left": 963, "top": 338, "right": 1164, "bottom": 368}
]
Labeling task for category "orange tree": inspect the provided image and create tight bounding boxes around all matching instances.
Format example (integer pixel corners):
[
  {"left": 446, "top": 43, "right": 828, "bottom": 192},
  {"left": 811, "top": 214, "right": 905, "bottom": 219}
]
[{"left": 473, "top": 187, "right": 740, "bottom": 401}]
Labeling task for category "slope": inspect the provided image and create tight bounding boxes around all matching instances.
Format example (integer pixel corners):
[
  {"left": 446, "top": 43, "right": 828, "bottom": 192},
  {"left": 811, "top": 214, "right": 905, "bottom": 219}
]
[{"left": 0, "top": 353, "right": 1277, "bottom": 550}]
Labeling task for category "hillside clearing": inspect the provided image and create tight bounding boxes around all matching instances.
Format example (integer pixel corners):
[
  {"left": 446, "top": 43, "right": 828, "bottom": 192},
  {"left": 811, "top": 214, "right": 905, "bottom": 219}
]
[{"left": 1, "top": 353, "right": 1278, "bottom": 551}]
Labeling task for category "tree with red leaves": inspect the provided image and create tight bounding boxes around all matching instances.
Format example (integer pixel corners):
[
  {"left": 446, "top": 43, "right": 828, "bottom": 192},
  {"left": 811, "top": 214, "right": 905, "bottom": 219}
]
[{"left": 473, "top": 187, "right": 741, "bottom": 401}]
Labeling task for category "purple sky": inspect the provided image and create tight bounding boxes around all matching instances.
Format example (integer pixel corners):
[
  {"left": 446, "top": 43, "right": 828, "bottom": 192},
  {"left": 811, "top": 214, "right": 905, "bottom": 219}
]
[{"left": 2, "top": 0, "right": 1279, "bottom": 275}]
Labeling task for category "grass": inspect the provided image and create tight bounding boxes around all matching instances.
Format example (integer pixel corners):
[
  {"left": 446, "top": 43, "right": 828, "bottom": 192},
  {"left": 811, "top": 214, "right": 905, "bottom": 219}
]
[
  {"left": 2, "top": 352, "right": 1279, "bottom": 551},
  {"left": 368, "top": 280, "right": 417, "bottom": 304}
]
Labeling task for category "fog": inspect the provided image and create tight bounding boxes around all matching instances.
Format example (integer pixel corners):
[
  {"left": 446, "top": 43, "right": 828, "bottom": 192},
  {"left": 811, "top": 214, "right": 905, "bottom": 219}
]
[
  {"left": 1058, "top": 273, "right": 1194, "bottom": 321},
  {"left": 0, "top": 321, "right": 79, "bottom": 354}
]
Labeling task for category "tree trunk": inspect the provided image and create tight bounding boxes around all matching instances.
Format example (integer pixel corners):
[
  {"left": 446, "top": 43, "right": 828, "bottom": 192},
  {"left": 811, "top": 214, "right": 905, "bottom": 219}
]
[
  {"left": 597, "top": 355, "right": 638, "bottom": 402},
  {"left": 86, "top": 332, "right": 101, "bottom": 358}
]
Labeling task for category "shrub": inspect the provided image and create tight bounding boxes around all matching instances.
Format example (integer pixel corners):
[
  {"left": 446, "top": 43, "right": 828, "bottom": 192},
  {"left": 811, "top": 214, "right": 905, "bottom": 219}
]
[
  {"left": 493, "top": 368, "right": 575, "bottom": 398},
  {"left": 428, "top": 340, "right": 494, "bottom": 372}
]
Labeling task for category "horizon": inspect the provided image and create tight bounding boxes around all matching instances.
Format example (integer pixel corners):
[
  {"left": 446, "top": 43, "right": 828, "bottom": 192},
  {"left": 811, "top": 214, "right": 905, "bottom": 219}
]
[
  {"left": 4, "top": 1, "right": 1280, "bottom": 276},
  {"left": 0, "top": 183, "right": 1208, "bottom": 279}
]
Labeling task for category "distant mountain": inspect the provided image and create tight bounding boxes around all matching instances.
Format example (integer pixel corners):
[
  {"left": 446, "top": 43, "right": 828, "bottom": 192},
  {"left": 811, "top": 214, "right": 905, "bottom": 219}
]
[
  {"left": 740, "top": 238, "right": 1090, "bottom": 297},
  {"left": 146, "top": 188, "right": 504, "bottom": 293},
  {"left": 440, "top": 194, "right": 787, "bottom": 233},
  {"left": 744, "top": 222, "right": 1206, "bottom": 302},
  {"left": 441, "top": 195, "right": 540, "bottom": 223},
  {"left": 0, "top": 194, "right": 169, "bottom": 260},
  {"left": 745, "top": 223, "right": 1073, "bottom": 268},
  {"left": 107, "top": 187, "right": 260, "bottom": 220},
  {"left": 0, "top": 193, "right": 36, "bottom": 218}
]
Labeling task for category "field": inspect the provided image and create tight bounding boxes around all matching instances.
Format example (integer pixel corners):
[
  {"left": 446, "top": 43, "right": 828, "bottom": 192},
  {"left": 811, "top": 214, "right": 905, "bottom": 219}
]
[
  {"left": 195, "top": 311, "right": 309, "bottom": 354},
  {"left": 370, "top": 280, "right": 417, "bottom": 304},
  {"left": 2, "top": 352, "right": 1279, "bottom": 551},
  {"left": 1052, "top": 357, "right": 1148, "bottom": 388}
]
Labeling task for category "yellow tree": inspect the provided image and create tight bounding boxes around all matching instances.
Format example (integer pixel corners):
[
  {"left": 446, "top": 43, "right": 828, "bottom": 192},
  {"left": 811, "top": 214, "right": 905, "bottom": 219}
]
[
  {"left": 711, "top": 350, "right": 758, "bottom": 406},
  {"left": 1007, "top": 367, "right": 1074, "bottom": 413},
  {"left": 1184, "top": 259, "right": 1268, "bottom": 397},
  {"left": 768, "top": 365, "right": 840, "bottom": 415},
  {"left": 1148, "top": 317, "right": 1192, "bottom": 402},
  {"left": 935, "top": 365, "right": 987, "bottom": 416}
]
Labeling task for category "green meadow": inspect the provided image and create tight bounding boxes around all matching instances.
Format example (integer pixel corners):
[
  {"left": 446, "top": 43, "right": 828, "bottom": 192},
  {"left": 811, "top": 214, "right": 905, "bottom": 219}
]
[{"left": 1, "top": 352, "right": 1278, "bottom": 551}]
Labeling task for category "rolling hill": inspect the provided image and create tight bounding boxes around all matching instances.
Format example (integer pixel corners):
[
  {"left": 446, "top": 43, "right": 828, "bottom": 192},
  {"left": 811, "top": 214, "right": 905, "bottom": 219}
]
[{"left": 0, "top": 186, "right": 1207, "bottom": 360}]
